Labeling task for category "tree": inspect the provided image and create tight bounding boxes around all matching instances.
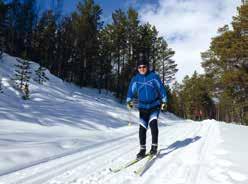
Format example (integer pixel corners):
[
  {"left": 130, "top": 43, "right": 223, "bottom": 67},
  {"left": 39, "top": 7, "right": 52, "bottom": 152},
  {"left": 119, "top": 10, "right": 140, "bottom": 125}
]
[
  {"left": 71, "top": 0, "right": 103, "bottom": 87},
  {"left": 32, "top": 10, "right": 57, "bottom": 70},
  {"left": 170, "top": 81, "right": 183, "bottom": 117},
  {"left": 111, "top": 9, "right": 128, "bottom": 99},
  {"left": 126, "top": 7, "right": 140, "bottom": 72},
  {"left": 35, "top": 66, "right": 49, "bottom": 84},
  {"left": 138, "top": 23, "right": 157, "bottom": 65},
  {"left": 155, "top": 37, "right": 177, "bottom": 85},
  {"left": 97, "top": 26, "right": 113, "bottom": 93},
  {"left": 21, "top": 0, "right": 37, "bottom": 58},
  {"left": 14, "top": 52, "right": 31, "bottom": 99},
  {"left": 0, "top": 0, "right": 8, "bottom": 57}
]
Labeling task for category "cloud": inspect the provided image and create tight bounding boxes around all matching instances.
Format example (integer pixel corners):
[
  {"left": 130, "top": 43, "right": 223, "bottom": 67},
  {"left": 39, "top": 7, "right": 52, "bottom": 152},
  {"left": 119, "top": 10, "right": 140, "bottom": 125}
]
[{"left": 139, "top": 0, "right": 242, "bottom": 82}]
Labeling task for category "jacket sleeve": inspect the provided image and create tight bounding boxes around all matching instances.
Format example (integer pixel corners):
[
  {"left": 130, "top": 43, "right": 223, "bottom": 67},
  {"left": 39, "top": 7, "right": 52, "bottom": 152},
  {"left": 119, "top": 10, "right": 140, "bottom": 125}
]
[
  {"left": 154, "top": 73, "right": 167, "bottom": 103},
  {"left": 126, "top": 76, "right": 137, "bottom": 103}
]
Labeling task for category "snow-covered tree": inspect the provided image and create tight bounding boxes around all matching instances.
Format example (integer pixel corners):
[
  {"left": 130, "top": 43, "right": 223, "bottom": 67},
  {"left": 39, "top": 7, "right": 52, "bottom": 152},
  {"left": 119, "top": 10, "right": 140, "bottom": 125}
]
[
  {"left": 14, "top": 57, "right": 31, "bottom": 99},
  {"left": 14, "top": 58, "right": 31, "bottom": 88},
  {"left": 35, "top": 66, "right": 49, "bottom": 84}
]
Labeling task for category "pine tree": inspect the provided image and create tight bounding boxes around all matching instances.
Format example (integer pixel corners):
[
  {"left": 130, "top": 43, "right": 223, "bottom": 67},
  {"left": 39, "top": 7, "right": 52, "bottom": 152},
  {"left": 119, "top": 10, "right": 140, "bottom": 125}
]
[
  {"left": 123, "top": 8, "right": 140, "bottom": 96},
  {"left": 14, "top": 53, "right": 31, "bottom": 99},
  {"left": 32, "top": 10, "right": 57, "bottom": 70},
  {"left": 57, "top": 16, "right": 76, "bottom": 82},
  {"left": 170, "top": 81, "right": 183, "bottom": 117},
  {"left": 71, "top": 0, "right": 103, "bottom": 87},
  {"left": 97, "top": 26, "right": 113, "bottom": 93},
  {"left": 138, "top": 23, "right": 156, "bottom": 65},
  {"left": 126, "top": 7, "right": 140, "bottom": 72},
  {"left": 111, "top": 9, "right": 128, "bottom": 100},
  {"left": 35, "top": 66, "right": 49, "bottom": 84},
  {"left": 155, "top": 38, "right": 177, "bottom": 85},
  {"left": 21, "top": 0, "right": 37, "bottom": 58},
  {"left": 0, "top": 0, "right": 8, "bottom": 57}
]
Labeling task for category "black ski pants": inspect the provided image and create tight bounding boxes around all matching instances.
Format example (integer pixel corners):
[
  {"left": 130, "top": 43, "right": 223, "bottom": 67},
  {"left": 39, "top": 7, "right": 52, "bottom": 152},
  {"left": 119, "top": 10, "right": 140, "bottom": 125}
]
[{"left": 139, "top": 107, "right": 159, "bottom": 147}]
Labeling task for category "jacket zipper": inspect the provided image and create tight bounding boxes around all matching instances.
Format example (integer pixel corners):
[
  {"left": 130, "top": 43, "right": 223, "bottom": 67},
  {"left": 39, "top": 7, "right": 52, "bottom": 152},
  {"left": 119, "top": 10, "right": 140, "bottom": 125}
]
[{"left": 144, "top": 75, "right": 148, "bottom": 102}]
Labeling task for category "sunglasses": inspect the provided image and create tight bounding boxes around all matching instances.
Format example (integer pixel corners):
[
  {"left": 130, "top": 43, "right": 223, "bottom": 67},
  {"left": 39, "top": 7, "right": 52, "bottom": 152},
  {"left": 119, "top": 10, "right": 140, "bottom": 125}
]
[{"left": 138, "top": 65, "right": 147, "bottom": 69}]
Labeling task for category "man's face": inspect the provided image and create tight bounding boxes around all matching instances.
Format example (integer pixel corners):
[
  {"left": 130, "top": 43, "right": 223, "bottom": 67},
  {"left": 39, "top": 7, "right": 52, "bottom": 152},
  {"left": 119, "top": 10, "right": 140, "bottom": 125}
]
[{"left": 138, "top": 65, "right": 148, "bottom": 75}]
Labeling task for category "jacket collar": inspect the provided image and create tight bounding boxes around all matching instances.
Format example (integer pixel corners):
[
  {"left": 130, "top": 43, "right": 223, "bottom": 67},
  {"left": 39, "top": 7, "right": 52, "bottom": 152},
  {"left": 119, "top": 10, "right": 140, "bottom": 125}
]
[{"left": 137, "top": 70, "right": 150, "bottom": 77}]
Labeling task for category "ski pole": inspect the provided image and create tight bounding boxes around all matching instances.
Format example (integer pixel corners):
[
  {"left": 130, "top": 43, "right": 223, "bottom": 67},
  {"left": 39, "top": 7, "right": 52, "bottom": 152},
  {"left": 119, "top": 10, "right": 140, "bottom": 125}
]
[{"left": 128, "top": 108, "right": 132, "bottom": 126}]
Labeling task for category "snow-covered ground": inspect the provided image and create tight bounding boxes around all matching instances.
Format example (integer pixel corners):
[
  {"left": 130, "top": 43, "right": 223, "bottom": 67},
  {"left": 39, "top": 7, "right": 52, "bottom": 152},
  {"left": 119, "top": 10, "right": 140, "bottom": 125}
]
[{"left": 0, "top": 53, "right": 248, "bottom": 184}]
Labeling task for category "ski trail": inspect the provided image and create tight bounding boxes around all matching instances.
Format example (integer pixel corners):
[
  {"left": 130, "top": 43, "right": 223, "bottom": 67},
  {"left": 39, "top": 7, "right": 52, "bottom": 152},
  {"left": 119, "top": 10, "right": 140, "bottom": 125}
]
[
  {"left": 44, "top": 125, "right": 176, "bottom": 184},
  {"left": 132, "top": 122, "right": 203, "bottom": 184},
  {"left": 0, "top": 130, "right": 138, "bottom": 184},
  {"left": 145, "top": 121, "right": 219, "bottom": 184},
  {"left": 187, "top": 121, "right": 217, "bottom": 184},
  {"left": 0, "top": 130, "right": 136, "bottom": 177},
  {"left": 73, "top": 122, "right": 202, "bottom": 184},
  {"left": 0, "top": 123, "right": 173, "bottom": 184}
]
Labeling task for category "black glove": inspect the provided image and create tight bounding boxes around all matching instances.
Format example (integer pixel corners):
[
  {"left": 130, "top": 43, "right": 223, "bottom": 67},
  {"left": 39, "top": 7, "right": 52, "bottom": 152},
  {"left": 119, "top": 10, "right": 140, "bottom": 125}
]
[
  {"left": 161, "top": 102, "right": 167, "bottom": 111},
  {"left": 127, "top": 101, "right": 134, "bottom": 110}
]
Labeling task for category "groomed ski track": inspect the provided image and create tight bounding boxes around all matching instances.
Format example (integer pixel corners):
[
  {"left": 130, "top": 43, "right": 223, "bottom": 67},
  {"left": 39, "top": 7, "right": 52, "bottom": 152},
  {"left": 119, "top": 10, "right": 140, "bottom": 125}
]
[{"left": 0, "top": 120, "right": 223, "bottom": 184}]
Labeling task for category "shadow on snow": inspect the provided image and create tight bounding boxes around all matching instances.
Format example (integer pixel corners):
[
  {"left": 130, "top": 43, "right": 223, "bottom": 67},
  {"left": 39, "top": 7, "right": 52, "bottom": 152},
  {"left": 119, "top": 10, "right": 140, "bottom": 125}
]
[{"left": 140, "top": 136, "right": 202, "bottom": 176}]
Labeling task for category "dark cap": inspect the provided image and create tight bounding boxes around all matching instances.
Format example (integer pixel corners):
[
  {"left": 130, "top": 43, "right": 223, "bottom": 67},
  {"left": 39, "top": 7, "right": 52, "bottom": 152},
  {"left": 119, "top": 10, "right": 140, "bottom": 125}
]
[{"left": 137, "top": 59, "right": 149, "bottom": 68}]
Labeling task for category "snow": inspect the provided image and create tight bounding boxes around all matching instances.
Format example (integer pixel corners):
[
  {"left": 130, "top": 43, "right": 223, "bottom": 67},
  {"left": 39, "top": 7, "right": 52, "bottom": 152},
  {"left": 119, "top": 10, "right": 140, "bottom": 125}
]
[{"left": 0, "top": 53, "right": 248, "bottom": 184}]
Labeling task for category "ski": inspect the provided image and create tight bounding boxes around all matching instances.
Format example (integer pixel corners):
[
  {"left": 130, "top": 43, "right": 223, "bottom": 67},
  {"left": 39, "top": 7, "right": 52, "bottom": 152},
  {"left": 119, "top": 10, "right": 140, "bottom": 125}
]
[
  {"left": 109, "top": 155, "right": 149, "bottom": 173},
  {"left": 134, "top": 150, "right": 160, "bottom": 176}
]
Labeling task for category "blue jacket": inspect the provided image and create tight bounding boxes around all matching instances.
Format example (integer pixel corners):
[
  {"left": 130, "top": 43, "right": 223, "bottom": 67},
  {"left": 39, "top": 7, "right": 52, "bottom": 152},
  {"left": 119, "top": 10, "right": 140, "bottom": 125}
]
[{"left": 126, "top": 71, "right": 167, "bottom": 109}]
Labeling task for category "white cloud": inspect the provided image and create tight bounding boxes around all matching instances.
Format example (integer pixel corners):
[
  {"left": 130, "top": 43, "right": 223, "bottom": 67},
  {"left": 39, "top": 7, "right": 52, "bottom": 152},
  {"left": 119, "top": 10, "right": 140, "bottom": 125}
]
[{"left": 139, "top": 0, "right": 242, "bottom": 82}]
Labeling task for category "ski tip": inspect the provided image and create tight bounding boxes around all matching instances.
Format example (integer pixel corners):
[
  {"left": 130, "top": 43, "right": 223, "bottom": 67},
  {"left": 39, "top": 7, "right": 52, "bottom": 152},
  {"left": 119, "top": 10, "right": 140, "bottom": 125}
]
[
  {"left": 109, "top": 168, "right": 116, "bottom": 172},
  {"left": 109, "top": 168, "right": 120, "bottom": 173},
  {"left": 134, "top": 170, "right": 142, "bottom": 176}
]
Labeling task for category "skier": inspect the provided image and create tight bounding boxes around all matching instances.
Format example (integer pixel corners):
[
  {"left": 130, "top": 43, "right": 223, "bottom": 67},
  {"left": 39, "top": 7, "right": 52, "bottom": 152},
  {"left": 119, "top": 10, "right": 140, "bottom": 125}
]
[{"left": 126, "top": 59, "right": 167, "bottom": 159}]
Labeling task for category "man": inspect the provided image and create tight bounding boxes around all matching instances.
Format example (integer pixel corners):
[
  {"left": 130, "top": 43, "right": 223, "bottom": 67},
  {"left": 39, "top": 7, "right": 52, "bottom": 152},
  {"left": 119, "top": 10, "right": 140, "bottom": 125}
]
[{"left": 126, "top": 59, "right": 167, "bottom": 159}]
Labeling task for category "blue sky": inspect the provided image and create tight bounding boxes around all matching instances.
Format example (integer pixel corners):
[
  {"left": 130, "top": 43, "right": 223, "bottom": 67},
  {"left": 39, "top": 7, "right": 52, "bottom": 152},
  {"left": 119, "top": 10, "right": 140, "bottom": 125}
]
[
  {"left": 48, "top": 0, "right": 130, "bottom": 15},
  {"left": 37, "top": 0, "right": 158, "bottom": 23}
]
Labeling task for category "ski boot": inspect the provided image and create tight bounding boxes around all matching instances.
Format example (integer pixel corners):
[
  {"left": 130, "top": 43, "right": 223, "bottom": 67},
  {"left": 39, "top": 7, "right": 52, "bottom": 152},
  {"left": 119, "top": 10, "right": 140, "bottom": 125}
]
[
  {"left": 149, "top": 144, "right": 158, "bottom": 155},
  {"left": 136, "top": 148, "right": 146, "bottom": 160}
]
